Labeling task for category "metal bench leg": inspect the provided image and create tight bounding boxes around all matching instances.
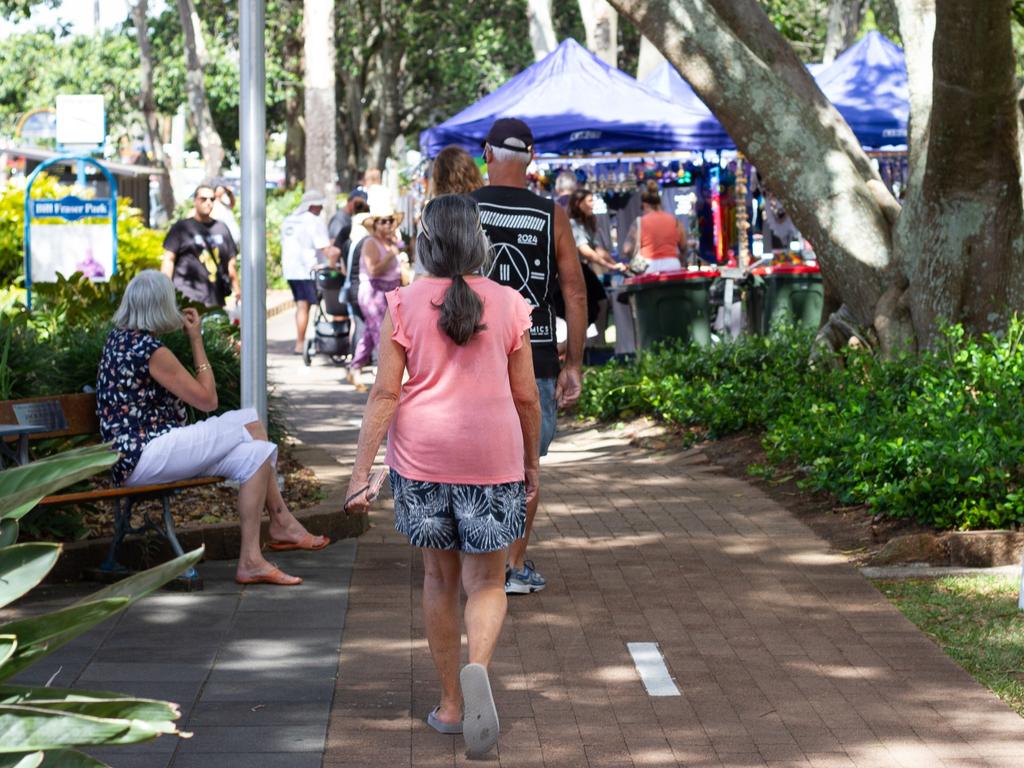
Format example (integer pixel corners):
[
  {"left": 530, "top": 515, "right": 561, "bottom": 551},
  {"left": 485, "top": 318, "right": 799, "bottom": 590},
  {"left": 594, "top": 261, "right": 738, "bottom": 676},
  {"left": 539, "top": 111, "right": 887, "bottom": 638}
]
[
  {"left": 161, "top": 494, "right": 202, "bottom": 590},
  {"left": 101, "top": 498, "right": 131, "bottom": 573}
]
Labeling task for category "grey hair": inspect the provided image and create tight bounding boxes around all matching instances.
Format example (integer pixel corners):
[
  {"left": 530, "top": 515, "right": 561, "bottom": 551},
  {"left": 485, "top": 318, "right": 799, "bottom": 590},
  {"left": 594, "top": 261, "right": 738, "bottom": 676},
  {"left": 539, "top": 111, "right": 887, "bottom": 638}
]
[
  {"left": 485, "top": 144, "right": 531, "bottom": 167},
  {"left": 112, "top": 269, "right": 183, "bottom": 334},
  {"left": 554, "top": 172, "right": 577, "bottom": 194},
  {"left": 416, "top": 195, "right": 492, "bottom": 345}
]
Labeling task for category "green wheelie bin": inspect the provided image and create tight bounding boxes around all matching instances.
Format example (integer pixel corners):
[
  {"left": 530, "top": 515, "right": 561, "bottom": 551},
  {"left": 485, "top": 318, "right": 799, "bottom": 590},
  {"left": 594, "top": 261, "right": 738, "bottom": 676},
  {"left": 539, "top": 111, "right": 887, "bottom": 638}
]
[
  {"left": 620, "top": 268, "right": 719, "bottom": 350},
  {"left": 745, "top": 263, "right": 823, "bottom": 334}
]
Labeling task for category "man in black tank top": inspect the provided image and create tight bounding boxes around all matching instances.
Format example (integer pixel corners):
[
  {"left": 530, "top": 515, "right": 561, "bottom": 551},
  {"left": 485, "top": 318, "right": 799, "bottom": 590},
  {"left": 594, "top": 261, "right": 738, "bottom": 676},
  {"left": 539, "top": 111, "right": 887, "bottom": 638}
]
[{"left": 470, "top": 118, "right": 587, "bottom": 595}]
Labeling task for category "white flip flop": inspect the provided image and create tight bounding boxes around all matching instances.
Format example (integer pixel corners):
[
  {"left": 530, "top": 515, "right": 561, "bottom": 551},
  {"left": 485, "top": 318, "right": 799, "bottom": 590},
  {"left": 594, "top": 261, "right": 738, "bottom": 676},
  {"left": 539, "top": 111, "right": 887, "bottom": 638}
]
[{"left": 460, "top": 663, "right": 499, "bottom": 757}]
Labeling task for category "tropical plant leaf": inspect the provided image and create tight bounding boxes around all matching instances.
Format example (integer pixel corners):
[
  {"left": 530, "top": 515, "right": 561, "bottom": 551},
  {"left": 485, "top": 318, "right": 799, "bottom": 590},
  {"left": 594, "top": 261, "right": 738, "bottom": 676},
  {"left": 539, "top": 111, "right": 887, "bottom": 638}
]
[
  {"left": 72, "top": 548, "right": 204, "bottom": 608},
  {"left": 0, "top": 600, "right": 128, "bottom": 683},
  {"left": 0, "top": 752, "right": 43, "bottom": 768},
  {"left": 0, "top": 687, "right": 179, "bottom": 725},
  {"left": 37, "top": 750, "right": 108, "bottom": 768},
  {"left": 0, "top": 447, "right": 116, "bottom": 522},
  {"left": 0, "top": 704, "right": 168, "bottom": 750},
  {"left": 0, "top": 545, "right": 60, "bottom": 610},
  {"left": 0, "top": 523, "right": 19, "bottom": 550},
  {"left": 0, "top": 641, "right": 15, "bottom": 671}
]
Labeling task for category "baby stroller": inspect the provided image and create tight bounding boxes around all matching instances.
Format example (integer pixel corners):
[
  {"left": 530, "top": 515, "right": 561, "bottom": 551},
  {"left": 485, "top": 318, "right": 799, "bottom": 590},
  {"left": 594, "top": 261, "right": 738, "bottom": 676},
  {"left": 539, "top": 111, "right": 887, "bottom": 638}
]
[{"left": 303, "top": 267, "right": 352, "bottom": 366}]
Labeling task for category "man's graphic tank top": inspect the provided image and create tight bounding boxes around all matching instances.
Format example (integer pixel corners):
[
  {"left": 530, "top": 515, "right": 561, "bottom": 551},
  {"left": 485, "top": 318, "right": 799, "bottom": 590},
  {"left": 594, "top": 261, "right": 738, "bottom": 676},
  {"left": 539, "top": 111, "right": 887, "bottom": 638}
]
[{"left": 471, "top": 186, "right": 559, "bottom": 379}]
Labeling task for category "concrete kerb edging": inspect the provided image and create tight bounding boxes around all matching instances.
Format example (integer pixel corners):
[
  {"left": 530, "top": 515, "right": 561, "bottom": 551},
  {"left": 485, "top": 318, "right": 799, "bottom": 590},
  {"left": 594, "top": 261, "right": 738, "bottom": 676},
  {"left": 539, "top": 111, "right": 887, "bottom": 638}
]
[{"left": 48, "top": 387, "right": 366, "bottom": 583}]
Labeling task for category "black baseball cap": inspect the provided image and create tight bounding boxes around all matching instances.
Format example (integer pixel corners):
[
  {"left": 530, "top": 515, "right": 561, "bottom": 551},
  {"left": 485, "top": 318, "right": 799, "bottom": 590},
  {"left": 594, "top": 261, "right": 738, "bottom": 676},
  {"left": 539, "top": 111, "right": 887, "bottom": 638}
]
[{"left": 484, "top": 118, "right": 534, "bottom": 154}]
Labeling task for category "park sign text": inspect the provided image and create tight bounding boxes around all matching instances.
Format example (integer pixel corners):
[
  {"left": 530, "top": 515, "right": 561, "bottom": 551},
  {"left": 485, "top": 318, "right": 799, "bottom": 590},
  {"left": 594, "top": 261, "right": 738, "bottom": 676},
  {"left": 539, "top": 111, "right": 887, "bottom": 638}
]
[{"left": 31, "top": 196, "right": 112, "bottom": 221}]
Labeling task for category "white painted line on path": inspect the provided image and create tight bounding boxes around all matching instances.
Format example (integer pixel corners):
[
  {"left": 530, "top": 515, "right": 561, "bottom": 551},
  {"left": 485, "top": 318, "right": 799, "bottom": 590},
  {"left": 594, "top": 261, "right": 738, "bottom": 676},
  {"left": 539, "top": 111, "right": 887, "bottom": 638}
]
[{"left": 627, "top": 642, "right": 681, "bottom": 697}]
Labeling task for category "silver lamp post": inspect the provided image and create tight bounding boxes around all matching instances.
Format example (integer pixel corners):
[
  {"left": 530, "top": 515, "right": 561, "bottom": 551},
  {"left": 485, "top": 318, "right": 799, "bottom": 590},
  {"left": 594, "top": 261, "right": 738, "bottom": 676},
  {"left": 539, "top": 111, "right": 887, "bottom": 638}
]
[{"left": 239, "top": 0, "right": 267, "bottom": 424}]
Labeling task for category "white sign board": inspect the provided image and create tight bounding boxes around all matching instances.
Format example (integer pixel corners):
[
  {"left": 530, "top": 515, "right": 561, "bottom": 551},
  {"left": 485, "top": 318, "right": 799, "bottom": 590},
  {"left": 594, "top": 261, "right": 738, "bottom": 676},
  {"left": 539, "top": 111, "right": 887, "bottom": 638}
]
[
  {"left": 55, "top": 95, "right": 105, "bottom": 147},
  {"left": 28, "top": 223, "right": 113, "bottom": 283}
]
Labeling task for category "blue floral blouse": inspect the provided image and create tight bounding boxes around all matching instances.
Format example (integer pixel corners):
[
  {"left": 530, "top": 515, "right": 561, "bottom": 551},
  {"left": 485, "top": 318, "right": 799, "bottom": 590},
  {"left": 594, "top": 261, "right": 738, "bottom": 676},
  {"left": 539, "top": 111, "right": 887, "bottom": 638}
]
[{"left": 96, "top": 328, "right": 187, "bottom": 485}]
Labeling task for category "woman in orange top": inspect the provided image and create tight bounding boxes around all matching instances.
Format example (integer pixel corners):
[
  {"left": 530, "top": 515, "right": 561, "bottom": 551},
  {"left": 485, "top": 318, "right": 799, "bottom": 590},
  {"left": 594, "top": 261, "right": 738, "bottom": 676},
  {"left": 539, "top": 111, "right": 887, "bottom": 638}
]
[{"left": 622, "top": 180, "right": 688, "bottom": 273}]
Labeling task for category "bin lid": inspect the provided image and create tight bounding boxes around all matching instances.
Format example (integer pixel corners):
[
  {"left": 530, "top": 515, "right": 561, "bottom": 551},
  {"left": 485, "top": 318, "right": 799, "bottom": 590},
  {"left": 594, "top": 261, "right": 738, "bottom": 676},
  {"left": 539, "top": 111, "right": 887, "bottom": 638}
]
[
  {"left": 750, "top": 263, "right": 821, "bottom": 276},
  {"left": 624, "top": 268, "right": 721, "bottom": 285}
]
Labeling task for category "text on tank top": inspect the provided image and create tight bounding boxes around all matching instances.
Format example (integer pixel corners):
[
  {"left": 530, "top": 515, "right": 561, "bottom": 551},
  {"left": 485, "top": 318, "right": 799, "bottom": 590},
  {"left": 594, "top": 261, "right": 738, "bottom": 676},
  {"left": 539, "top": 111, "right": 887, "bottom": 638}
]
[
  {"left": 470, "top": 186, "right": 559, "bottom": 379},
  {"left": 640, "top": 210, "right": 681, "bottom": 261}
]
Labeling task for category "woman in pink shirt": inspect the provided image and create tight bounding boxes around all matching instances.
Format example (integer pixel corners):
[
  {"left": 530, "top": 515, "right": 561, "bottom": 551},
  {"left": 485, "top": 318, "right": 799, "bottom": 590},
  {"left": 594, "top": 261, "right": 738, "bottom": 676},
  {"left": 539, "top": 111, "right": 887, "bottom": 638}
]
[{"left": 345, "top": 195, "right": 540, "bottom": 757}]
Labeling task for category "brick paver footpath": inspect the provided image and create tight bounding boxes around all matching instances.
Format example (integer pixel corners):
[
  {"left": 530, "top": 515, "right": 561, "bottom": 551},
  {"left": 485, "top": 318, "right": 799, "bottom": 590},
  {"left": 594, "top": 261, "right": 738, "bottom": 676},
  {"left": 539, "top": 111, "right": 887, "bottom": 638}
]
[{"left": 4, "top": 309, "right": 1023, "bottom": 767}]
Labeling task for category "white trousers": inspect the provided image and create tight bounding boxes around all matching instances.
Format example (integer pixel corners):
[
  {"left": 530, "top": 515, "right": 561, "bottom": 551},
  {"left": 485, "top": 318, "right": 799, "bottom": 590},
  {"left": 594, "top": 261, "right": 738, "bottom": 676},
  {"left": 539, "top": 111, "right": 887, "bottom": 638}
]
[{"left": 126, "top": 408, "right": 276, "bottom": 487}]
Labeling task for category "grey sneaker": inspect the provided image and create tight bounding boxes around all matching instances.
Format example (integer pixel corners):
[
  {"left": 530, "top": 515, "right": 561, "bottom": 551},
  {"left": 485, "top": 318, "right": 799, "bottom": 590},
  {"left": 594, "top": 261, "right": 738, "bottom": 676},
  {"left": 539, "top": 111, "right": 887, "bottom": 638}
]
[{"left": 505, "top": 560, "right": 546, "bottom": 594}]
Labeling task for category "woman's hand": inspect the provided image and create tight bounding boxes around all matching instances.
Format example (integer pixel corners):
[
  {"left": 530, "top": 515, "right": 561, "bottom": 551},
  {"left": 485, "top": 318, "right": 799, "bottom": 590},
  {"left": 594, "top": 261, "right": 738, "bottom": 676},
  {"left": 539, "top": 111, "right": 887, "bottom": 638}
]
[
  {"left": 344, "top": 477, "right": 370, "bottom": 515},
  {"left": 525, "top": 467, "right": 540, "bottom": 507},
  {"left": 182, "top": 308, "right": 202, "bottom": 339}
]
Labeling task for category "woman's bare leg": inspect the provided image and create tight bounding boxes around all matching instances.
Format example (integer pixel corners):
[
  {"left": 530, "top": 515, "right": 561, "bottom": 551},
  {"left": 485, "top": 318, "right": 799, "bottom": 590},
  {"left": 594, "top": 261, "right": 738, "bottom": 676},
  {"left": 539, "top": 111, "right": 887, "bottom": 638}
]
[
  {"left": 234, "top": 458, "right": 298, "bottom": 582},
  {"left": 421, "top": 548, "right": 463, "bottom": 726},
  {"left": 461, "top": 549, "right": 508, "bottom": 667},
  {"left": 244, "top": 421, "right": 322, "bottom": 544}
]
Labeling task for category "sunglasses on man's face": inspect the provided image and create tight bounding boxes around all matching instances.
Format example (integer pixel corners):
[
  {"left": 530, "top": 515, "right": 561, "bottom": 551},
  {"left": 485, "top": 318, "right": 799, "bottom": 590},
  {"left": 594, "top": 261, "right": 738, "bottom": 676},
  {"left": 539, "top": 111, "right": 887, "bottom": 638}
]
[{"left": 196, "top": 196, "right": 215, "bottom": 202}]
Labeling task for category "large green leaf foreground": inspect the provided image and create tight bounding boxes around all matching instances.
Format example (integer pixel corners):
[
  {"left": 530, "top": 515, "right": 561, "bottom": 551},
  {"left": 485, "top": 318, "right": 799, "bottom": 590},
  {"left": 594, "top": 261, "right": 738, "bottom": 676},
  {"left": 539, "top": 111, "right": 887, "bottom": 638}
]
[{"left": 0, "top": 446, "right": 204, "bottom": 765}]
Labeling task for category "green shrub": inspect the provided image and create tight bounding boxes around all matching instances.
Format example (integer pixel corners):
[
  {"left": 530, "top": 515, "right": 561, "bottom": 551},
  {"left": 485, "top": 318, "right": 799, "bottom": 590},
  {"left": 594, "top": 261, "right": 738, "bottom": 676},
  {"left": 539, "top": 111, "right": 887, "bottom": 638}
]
[{"left": 579, "top": 320, "right": 1024, "bottom": 531}]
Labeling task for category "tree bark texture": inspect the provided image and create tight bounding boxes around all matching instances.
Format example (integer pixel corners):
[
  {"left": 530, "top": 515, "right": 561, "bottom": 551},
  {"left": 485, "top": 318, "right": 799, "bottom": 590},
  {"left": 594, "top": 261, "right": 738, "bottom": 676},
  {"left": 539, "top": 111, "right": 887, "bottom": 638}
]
[
  {"left": 175, "top": 0, "right": 224, "bottom": 180},
  {"left": 822, "top": 0, "right": 866, "bottom": 65},
  {"left": 129, "top": 0, "right": 176, "bottom": 218},
  {"left": 579, "top": 0, "right": 619, "bottom": 67},
  {"left": 303, "top": 0, "right": 337, "bottom": 214},
  {"left": 527, "top": 0, "right": 558, "bottom": 61},
  {"left": 897, "top": 0, "right": 1024, "bottom": 343}
]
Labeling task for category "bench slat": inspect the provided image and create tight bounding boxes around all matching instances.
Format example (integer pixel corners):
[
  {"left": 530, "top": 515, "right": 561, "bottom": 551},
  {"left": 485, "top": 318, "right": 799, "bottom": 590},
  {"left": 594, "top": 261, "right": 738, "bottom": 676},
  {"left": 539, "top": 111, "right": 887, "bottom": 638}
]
[{"left": 38, "top": 476, "right": 225, "bottom": 506}]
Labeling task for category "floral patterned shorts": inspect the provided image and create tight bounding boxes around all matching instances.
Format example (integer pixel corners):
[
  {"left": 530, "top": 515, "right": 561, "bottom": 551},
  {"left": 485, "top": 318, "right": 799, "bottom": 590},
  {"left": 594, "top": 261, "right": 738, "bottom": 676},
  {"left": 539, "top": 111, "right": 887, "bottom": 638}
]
[{"left": 389, "top": 470, "right": 526, "bottom": 554}]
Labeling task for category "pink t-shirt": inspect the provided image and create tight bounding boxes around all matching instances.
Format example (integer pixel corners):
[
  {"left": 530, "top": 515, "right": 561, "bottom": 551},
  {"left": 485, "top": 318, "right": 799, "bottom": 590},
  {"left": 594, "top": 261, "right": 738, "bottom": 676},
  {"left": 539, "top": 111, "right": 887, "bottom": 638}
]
[{"left": 384, "top": 277, "right": 533, "bottom": 485}]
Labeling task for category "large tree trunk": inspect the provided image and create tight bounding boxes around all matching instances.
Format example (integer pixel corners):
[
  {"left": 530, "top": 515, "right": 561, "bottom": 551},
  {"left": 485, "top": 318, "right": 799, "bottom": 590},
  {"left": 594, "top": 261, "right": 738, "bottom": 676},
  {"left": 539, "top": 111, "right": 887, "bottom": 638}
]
[
  {"left": 896, "top": 0, "right": 1024, "bottom": 345},
  {"left": 527, "top": 0, "right": 558, "bottom": 61},
  {"left": 175, "top": 0, "right": 224, "bottom": 180},
  {"left": 579, "top": 0, "right": 619, "bottom": 67},
  {"left": 129, "top": 0, "right": 175, "bottom": 218},
  {"left": 822, "top": 0, "right": 866, "bottom": 65},
  {"left": 303, "top": 0, "right": 337, "bottom": 214},
  {"left": 369, "top": 10, "right": 401, "bottom": 172}
]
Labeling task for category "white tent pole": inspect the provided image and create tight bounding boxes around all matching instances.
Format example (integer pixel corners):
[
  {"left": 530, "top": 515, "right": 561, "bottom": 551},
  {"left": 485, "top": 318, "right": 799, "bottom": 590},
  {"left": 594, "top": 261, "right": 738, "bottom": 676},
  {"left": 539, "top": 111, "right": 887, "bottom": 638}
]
[{"left": 239, "top": 0, "right": 267, "bottom": 425}]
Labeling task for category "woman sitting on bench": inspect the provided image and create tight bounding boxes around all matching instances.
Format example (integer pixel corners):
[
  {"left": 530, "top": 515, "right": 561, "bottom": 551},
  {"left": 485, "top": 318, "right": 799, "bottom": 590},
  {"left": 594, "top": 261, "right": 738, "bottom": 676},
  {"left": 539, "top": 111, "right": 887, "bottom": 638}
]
[{"left": 96, "top": 270, "right": 328, "bottom": 586}]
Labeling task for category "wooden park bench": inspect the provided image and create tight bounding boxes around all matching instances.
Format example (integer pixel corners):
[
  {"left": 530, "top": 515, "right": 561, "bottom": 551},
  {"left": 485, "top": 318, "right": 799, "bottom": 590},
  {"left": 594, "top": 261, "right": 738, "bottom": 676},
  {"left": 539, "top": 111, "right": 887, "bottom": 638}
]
[{"left": 0, "top": 392, "right": 222, "bottom": 590}]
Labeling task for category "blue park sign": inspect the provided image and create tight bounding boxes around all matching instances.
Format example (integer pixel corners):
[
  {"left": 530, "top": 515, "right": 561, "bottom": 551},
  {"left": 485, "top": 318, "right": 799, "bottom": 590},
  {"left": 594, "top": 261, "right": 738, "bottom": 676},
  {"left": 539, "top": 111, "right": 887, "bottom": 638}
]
[{"left": 31, "top": 196, "right": 112, "bottom": 221}]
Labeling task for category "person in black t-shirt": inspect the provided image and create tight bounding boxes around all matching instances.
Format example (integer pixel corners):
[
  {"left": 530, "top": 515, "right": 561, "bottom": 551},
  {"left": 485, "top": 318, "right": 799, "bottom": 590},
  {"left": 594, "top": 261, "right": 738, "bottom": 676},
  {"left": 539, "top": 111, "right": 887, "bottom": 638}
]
[
  {"left": 471, "top": 118, "right": 587, "bottom": 597},
  {"left": 162, "top": 185, "right": 240, "bottom": 308}
]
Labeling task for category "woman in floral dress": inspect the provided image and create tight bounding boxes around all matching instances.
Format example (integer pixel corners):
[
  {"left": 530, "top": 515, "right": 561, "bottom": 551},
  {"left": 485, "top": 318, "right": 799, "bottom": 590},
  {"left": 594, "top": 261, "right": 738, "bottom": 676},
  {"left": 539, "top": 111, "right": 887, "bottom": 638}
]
[{"left": 96, "top": 270, "right": 328, "bottom": 586}]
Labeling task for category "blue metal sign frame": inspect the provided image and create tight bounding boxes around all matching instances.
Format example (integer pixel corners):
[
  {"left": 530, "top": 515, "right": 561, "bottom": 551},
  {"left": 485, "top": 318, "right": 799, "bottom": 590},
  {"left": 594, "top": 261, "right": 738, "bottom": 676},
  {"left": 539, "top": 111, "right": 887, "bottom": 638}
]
[{"left": 23, "top": 155, "right": 118, "bottom": 309}]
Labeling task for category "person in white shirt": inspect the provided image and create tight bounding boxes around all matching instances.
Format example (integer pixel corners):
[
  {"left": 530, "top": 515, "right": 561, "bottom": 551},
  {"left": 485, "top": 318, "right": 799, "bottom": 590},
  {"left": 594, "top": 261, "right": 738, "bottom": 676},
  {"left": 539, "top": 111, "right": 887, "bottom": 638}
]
[{"left": 280, "top": 191, "right": 341, "bottom": 354}]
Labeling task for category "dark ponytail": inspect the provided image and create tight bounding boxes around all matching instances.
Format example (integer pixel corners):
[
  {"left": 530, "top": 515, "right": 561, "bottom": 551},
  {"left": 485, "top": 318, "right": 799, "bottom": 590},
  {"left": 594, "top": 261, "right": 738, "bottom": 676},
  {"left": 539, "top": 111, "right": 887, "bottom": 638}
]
[
  {"left": 417, "top": 194, "right": 491, "bottom": 346},
  {"left": 437, "top": 273, "right": 486, "bottom": 345}
]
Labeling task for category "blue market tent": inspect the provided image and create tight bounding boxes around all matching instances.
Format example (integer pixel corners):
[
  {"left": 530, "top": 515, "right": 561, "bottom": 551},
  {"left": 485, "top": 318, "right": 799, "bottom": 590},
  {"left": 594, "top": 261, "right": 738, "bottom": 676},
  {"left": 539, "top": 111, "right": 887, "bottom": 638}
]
[
  {"left": 419, "top": 38, "right": 732, "bottom": 157},
  {"left": 813, "top": 30, "right": 908, "bottom": 147},
  {"left": 643, "top": 31, "right": 908, "bottom": 149},
  {"left": 640, "top": 63, "right": 734, "bottom": 150}
]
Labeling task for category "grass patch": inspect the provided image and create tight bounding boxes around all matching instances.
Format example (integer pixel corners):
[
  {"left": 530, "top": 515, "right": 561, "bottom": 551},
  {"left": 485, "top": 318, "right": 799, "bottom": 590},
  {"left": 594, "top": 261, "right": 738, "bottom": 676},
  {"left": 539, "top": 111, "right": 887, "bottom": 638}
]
[{"left": 875, "top": 575, "right": 1024, "bottom": 716}]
